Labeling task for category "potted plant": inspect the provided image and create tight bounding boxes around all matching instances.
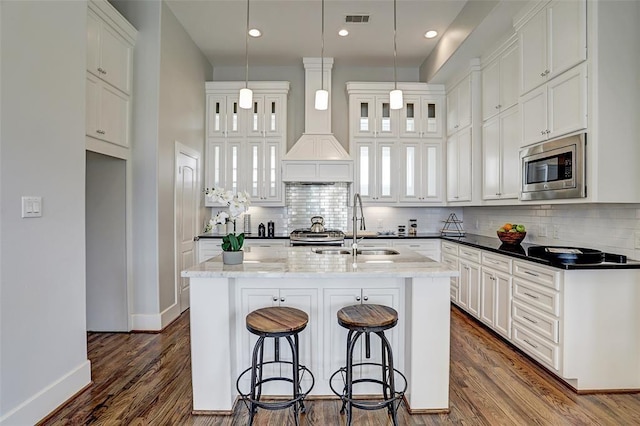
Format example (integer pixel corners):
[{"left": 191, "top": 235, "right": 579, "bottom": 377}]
[{"left": 205, "top": 187, "right": 251, "bottom": 265}]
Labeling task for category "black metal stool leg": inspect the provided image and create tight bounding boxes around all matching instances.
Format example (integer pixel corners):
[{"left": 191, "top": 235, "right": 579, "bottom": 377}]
[
  {"left": 345, "top": 330, "right": 362, "bottom": 426},
  {"left": 284, "top": 335, "right": 300, "bottom": 426},
  {"left": 380, "top": 331, "right": 399, "bottom": 426},
  {"left": 249, "top": 336, "right": 265, "bottom": 426}
]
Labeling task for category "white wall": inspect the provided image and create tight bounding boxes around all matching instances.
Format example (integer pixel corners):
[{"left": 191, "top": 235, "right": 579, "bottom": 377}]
[
  {"left": 0, "top": 1, "right": 91, "bottom": 424},
  {"left": 111, "top": 0, "right": 212, "bottom": 328},
  {"left": 463, "top": 204, "right": 640, "bottom": 260}
]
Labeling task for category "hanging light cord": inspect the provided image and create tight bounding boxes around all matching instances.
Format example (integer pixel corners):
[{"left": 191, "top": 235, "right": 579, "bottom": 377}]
[
  {"left": 244, "top": 0, "right": 250, "bottom": 89},
  {"left": 393, "top": 0, "right": 398, "bottom": 90},
  {"left": 320, "top": 0, "right": 325, "bottom": 91}
]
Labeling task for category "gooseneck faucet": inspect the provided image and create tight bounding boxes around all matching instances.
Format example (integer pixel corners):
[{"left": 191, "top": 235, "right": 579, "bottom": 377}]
[{"left": 352, "top": 193, "right": 366, "bottom": 256}]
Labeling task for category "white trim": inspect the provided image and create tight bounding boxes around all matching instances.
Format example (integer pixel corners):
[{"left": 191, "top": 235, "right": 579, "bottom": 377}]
[
  {"left": 131, "top": 312, "right": 162, "bottom": 331},
  {"left": 0, "top": 361, "right": 91, "bottom": 426},
  {"left": 174, "top": 141, "right": 201, "bottom": 314}
]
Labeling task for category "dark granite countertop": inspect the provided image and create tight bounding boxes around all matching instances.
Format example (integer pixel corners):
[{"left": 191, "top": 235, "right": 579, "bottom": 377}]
[{"left": 441, "top": 234, "right": 640, "bottom": 270}]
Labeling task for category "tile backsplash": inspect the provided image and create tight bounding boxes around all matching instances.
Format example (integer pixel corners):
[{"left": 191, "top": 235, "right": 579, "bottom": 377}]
[
  {"left": 464, "top": 204, "right": 640, "bottom": 259},
  {"left": 285, "top": 183, "right": 350, "bottom": 231}
]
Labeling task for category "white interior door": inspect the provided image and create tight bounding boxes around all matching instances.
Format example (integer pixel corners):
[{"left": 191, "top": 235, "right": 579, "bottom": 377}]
[{"left": 176, "top": 144, "right": 199, "bottom": 312}]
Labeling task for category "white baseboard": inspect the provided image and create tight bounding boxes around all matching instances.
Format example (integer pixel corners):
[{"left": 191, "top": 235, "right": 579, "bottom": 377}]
[
  {"left": 131, "top": 302, "right": 180, "bottom": 331},
  {"left": 0, "top": 360, "right": 91, "bottom": 426}
]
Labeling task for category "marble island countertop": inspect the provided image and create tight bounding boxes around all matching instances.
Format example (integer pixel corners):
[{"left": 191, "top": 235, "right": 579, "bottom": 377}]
[{"left": 182, "top": 246, "right": 457, "bottom": 278}]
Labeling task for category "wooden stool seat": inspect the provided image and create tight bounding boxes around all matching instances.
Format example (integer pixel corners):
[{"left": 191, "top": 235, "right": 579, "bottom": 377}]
[
  {"left": 337, "top": 304, "right": 398, "bottom": 330},
  {"left": 246, "top": 306, "right": 309, "bottom": 336}
]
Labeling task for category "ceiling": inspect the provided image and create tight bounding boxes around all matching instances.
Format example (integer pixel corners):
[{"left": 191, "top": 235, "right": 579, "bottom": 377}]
[{"left": 165, "top": 0, "right": 470, "bottom": 68}]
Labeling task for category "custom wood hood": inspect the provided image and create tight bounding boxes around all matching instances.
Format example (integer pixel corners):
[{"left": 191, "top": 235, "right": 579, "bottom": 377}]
[{"left": 282, "top": 58, "right": 353, "bottom": 182}]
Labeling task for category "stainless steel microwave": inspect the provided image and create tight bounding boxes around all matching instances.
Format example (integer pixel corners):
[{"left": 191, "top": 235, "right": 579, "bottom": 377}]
[{"left": 520, "top": 134, "right": 586, "bottom": 201}]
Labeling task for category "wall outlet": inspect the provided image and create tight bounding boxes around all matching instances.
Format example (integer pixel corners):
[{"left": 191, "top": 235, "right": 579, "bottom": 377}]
[
  {"left": 539, "top": 224, "right": 548, "bottom": 238},
  {"left": 635, "top": 231, "right": 640, "bottom": 250},
  {"left": 552, "top": 225, "right": 560, "bottom": 239}
]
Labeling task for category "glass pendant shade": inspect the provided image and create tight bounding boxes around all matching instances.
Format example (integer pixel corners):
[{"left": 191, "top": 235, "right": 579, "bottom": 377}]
[
  {"left": 390, "top": 89, "right": 403, "bottom": 110},
  {"left": 315, "top": 89, "right": 329, "bottom": 110},
  {"left": 239, "top": 87, "right": 253, "bottom": 109}
]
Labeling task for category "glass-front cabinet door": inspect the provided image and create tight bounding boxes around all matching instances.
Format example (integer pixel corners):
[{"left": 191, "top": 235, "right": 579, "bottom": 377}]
[
  {"left": 206, "top": 95, "right": 245, "bottom": 138},
  {"left": 356, "top": 141, "right": 396, "bottom": 203},
  {"left": 375, "top": 142, "right": 395, "bottom": 202},
  {"left": 246, "top": 140, "right": 282, "bottom": 204},
  {"left": 351, "top": 96, "right": 376, "bottom": 138},
  {"left": 374, "top": 97, "right": 397, "bottom": 138},
  {"left": 421, "top": 98, "right": 442, "bottom": 138},
  {"left": 400, "top": 97, "right": 442, "bottom": 139},
  {"left": 399, "top": 142, "right": 442, "bottom": 203}
]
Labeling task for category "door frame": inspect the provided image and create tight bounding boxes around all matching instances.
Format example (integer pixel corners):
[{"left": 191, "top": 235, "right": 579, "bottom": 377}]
[{"left": 174, "top": 141, "right": 201, "bottom": 313}]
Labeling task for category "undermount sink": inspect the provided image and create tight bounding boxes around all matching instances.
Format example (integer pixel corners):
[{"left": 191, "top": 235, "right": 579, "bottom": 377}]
[{"left": 313, "top": 248, "right": 400, "bottom": 256}]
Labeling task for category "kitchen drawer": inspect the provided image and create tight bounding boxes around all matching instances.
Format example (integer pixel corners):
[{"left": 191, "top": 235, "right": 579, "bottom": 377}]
[
  {"left": 458, "top": 246, "right": 481, "bottom": 264},
  {"left": 513, "top": 299, "right": 559, "bottom": 343},
  {"left": 513, "top": 260, "right": 561, "bottom": 290},
  {"left": 349, "top": 239, "right": 392, "bottom": 248},
  {"left": 198, "top": 239, "right": 222, "bottom": 263},
  {"left": 513, "top": 278, "right": 560, "bottom": 316},
  {"left": 244, "top": 240, "right": 288, "bottom": 248},
  {"left": 441, "top": 241, "right": 459, "bottom": 256},
  {"left": 393, "top": 240, "right": 440, "bottom": 260},
  {"left": 482, "top": 252, "right": 512, "bottom": 274},
  {"left": 513, "top": 322, "right": 560, "bottom": 371},
  {"left": 441, "top": 254, "right": 459, "bottom": 271}
]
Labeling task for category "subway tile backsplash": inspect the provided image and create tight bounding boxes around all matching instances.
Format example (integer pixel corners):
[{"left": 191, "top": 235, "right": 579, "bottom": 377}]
[
  {"left": 285, "top": 183, "right": 350, "bottom": 231},
  {"left": 464, "top": 204, "right": 640, "bottom": 259}
]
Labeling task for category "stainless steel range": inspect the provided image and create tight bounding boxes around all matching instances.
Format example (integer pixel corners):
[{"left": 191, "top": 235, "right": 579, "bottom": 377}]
[{"left": 289, "top": 229, "right": 345, "bottom": 246}]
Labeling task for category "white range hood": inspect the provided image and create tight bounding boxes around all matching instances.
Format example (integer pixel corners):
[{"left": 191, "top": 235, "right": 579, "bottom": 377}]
[{"left": 282, "top": 57, "right": 353, "bottom": 183}]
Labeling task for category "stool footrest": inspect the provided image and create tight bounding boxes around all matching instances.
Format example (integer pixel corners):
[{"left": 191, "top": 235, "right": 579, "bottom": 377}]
[
  {"left": 236, "top": 361, "right": 315, "bottom": 411},
  {"left": 329, "top": 362, "right": 407, "bottom": 410}
]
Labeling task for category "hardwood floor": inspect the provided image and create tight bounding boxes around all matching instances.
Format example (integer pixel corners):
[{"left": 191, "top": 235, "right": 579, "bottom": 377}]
[{"left": 41, "top": 306, "right": 640, "bottom": 425}]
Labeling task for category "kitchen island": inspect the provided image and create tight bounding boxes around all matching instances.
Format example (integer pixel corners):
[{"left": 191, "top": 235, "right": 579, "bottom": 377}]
[{"left": 182, "top": 245, "right": 458, "bottom": 414}]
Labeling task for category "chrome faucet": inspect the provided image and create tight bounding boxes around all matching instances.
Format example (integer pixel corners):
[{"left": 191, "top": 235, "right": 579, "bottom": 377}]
[{"left": 352, "top": 193, "right": 366, "bottom": 255}]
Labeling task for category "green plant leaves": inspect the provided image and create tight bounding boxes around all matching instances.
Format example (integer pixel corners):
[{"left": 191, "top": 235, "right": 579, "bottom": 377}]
[{"left": 221, "top": 233, "right": 244, "bottom": 251}]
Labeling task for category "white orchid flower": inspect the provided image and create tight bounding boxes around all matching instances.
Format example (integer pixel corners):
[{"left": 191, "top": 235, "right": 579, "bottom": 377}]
[
  {"left": 212, "top": 211, "right": 229, "bottom": 225},
  {"left": 228, "top": 200, "right": 247, "bottom": 218}
]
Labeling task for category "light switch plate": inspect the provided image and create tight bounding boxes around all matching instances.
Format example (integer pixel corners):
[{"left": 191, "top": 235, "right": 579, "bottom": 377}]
[{"left": 22, "top": 196, "right": 42, "bottom": 218}]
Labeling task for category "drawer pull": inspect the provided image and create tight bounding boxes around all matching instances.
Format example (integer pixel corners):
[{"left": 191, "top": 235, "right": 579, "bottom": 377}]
[
  {"left": 523, "top": 270, "right": 540, "bottom": 277},
  {"left": 486, "top": 260, "right": 499, "bottom": 265},
  {"left": 523, "top": 339, "right": 538, "bottom": 349},
  {"left": 522, "top": 315, "right": 538, "bottom": 324},
  {"left": 523, "top": 292, "right": 539, "bottom": 300}
]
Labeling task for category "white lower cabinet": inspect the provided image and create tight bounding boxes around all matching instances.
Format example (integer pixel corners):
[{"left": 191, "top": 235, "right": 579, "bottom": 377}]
[
  {"left": 323, "top": 286, "right": 401, "bottom": 395},
  {"left": 237, "top": 284, "right": 319, "bottom": 395},
  {"left": 392, "top": 240, "right": 440, "bottom": 261},
  {"left": 197, "top": 239, "right": 222, "bottom": 263},
  {"left": 243, "top": 239, "right": 288, "bottom": 248},
  {"left": 442, "top": 240, "right": 640, "bottom": 391}
]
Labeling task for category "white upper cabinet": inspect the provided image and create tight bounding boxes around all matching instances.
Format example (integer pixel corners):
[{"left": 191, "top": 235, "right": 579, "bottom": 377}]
[
  {"left": 482, "top": 106, "right": 520, "bottom": 200},
  {"left": 446, "top": 74, "right": 472, "bottom": 136},
  {"left": 520, "top": 63, "right": 587, "bottom": 146},
  {"left": 399, "top": 96, "right": 443, "bottom": 139},
  {"left": 246, "top": 95, "right": 286, "bottom": 139},
  {"left": 86, "top": 0, "right": 136, "bottom": 155},
  {"left": 355, "top": 140, "right": 397, "bottom": 203},
  {"left": 519, "top": 0, "right": 587, "bottom": 95},
  {"left": 205, "top": 82, "right": 289, "bottom": 206},
  {"left": 206, "top": 95, "right": 244, "bottom": 139},
  {"left": 351, "top": 95, "right": 398, "bottom": 139},
  {"left": 87, "top": 3, "right": 134, "bottom": 95},
  {"left": 446, "top": 126, "right": 472, "bottom": 202},
  {"left": 399, "top": 141, "right": 443, "bottom": 204},
  {"left": 482, "top": 42, "right": 519, "bottom": 122}
]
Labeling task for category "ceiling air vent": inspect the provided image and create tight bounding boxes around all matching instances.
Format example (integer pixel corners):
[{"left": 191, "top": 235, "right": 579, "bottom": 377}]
[{"left": 345, "top": 15, "right": 370, "bottom": 23}]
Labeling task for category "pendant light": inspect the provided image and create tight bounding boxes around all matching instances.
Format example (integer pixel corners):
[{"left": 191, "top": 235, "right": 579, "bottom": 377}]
[
  {"left": 314, "top": 0, "right": 329, "bottom": 110},
  {"left": 239, "top": 0, "right": 253, "bottom": 109},
  {"left": 389, "top": 0, "right": 403, "bottom": 110}
]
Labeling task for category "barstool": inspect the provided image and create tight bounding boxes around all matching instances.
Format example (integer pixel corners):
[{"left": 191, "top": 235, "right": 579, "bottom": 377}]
[
  {"left": 330, "top": 304, "right": 407, "bottom": 426},
  {"left": 236, "top": 306, "right": 314, "bottom": 426}
]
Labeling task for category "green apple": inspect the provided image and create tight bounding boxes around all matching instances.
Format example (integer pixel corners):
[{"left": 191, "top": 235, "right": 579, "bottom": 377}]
[
  {"left": 516, "top": 224, "right": 526, "bottom": 232},
  {"left": 498, "top": 227, "right": 506, "bottom": 233}
]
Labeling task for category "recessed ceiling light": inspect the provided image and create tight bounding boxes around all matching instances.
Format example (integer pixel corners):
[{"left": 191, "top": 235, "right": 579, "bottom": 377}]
[
  {"left": 338, "top": 29, "right": 349, "bottom": 37},
  {"left": 424, "top": 30, "right": 438, "bottom": 39},
  {"left": 249, "top": 28, "right": 261, "bottom": 37}
]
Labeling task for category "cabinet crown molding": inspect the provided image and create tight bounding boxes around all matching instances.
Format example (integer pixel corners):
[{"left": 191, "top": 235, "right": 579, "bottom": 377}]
[
  {"left": 205, "top": 81, "right": 290, "bottom": 94},
  {"left": 346, "top": 81, "right": 445, "bottom": 95},
  {"left": 88, "top": 0, "right": 137, "bottom": 44}
]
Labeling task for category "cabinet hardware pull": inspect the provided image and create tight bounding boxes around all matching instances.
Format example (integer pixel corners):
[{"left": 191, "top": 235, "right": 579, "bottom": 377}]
[
  {"left": 545, "top": 129, "right": 550, "bottom": 134},
  {"left": 280, "top": 297, "right": 285, "bottom": 302},
  {"left": 541, "top": 130, "right": 546, "bottom": 135},
  {"left": 363, "top": 296, "right": 368, "bottom": 301},
  {"left": 96, "top": 129, "right": 106, "bottom": 134},
  {"left": 540, "top": 71, "right": 546, "bottom": 77},
  {"left": 523, "top": 292, "right": 539, "bottom": 300},
  {"left": 273, "top": 296, "right": 278, "bottom": 302},
  {"left": 523, "top": 338, "right": 538, "bottom": 349},
  {"left": 523, "top": 270, "right": 539, "bottom": 277},
  {"left": 355, "top": 296, "right": 361, "bottom": 301},
  {"left": 522, "top": 315, "right": 538, "bottom": 324}
]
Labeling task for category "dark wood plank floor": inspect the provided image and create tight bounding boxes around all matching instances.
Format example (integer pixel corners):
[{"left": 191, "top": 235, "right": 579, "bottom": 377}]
[{"left": 41, "top": 306, "right": 640, "bottom": 425}]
